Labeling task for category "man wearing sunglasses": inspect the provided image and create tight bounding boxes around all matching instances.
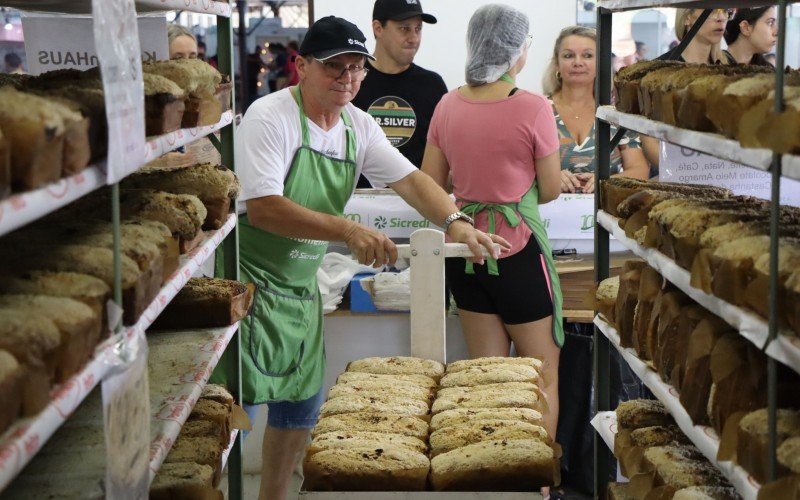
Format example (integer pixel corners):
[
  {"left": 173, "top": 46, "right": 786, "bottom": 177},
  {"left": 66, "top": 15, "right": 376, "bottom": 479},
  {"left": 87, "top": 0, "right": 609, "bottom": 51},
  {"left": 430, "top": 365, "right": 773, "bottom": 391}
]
[
  {"left": 222, "top": 15, "right": 508, "bottom": 500},
  {"left": 352, "top": 0, "right": 447, "bottom": 187}
]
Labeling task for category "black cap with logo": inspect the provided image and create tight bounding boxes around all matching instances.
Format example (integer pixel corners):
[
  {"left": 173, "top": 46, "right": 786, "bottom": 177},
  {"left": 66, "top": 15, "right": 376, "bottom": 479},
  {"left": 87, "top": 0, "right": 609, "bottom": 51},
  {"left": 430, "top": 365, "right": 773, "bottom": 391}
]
[
  {"left": 298, "top": 16, "right": 376, "bottom": 61},
  {"left": 373, "top": 0, "right": 437, "bottom": 24}
]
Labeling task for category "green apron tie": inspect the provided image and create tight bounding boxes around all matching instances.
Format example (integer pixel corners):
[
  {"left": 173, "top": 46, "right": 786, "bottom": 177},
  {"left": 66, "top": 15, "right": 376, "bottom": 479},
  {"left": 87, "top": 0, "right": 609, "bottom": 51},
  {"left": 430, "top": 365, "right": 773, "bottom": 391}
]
[
  {"left": 459, "top": 201, "right": 521, "bottom": 276},
  {"left": 498, "top": 73, "right": 515, "bottom": 85}
]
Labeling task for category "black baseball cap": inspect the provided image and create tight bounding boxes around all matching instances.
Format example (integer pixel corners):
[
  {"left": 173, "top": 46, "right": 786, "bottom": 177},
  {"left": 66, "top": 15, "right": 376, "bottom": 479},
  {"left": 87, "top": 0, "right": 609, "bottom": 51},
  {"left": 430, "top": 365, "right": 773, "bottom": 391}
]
[
  {"left": 373, "top": 0, "right": 437, "bottom": 24},
  {"left": 299, "top": 16, "right": 376, "bottom": 61}
]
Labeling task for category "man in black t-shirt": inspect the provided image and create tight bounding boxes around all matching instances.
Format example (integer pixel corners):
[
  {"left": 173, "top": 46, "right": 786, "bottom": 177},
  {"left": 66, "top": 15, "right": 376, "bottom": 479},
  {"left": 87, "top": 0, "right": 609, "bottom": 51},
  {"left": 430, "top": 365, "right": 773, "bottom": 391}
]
[{"left": 352, "top": 0, "right": 448, "bottom": 187}]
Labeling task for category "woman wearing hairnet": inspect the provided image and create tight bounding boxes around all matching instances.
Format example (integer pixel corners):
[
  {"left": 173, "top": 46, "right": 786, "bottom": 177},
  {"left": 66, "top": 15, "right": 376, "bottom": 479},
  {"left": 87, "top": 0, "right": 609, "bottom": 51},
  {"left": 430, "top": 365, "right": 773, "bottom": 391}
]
[{"left": 422, "top": 4, "right": 563, "bottom": 443}]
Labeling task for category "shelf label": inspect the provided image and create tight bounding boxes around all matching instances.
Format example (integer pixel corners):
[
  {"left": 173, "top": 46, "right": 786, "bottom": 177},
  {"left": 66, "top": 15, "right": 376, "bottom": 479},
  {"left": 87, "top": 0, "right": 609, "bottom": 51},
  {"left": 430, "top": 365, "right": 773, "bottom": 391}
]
[
  {"left": 102, "top": 328, "right": 151, "bottom": 499},
  {"left": 92, "top": 0, "right": 148, "bottom": 183},
  {"left": 660, "top": 143, "right": 800, "bottom": 207}
]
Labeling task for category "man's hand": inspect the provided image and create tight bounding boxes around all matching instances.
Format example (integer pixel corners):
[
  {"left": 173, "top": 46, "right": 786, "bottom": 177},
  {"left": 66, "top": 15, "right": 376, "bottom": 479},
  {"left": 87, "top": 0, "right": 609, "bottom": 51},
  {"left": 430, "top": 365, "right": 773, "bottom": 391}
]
[
  {"left": 575, "top": 172, "right": 596, "bottom": 194},
  {"left": 560, "top": 170, "right": 582, "bottom": 193},
  {"left": 446, "top": 220, "right": 511, "bottom": 265},
  {"left": 343, "top": 221, "right": 398, "bottom": 268}
]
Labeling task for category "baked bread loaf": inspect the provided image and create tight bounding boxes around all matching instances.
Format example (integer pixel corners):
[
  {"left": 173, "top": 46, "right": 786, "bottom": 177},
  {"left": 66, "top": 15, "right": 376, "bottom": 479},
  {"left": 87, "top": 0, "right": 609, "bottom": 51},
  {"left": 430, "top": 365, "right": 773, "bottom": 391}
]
[
  {"left": 680, "top": 320, "right": 735, "bottom": 426},
  {"left": 189, "top": 399, "right": 232, "bottom": 441},
  {"left": 347, "top": 356, "right": 445, "bottom": 380},
  {"left": 143, "top": 72, "right": 186, "bottom": 136},
  {"left": 438, "top": 363, "right": 541, "bottom": 388},
  {"left": 615, "top": 260, "right": 647, "bottom": 347},
  {"left": 0, "top": 127, "right": 9, "bottom": 199},
  {"left": 163, "top": 435, "right": 224, "bottom": 486},
  {"left": 335, "top": 371, "right": 437, "bottom": 390},
  {"left": 429, "top": 419, "right": 550, "bottom": 457},
  {"left": 632, "top": 266, "right": 661, "bottom": 358},
  {"left": 327, "top": 379, "right": 434, "bottom": 405},
  {"left": 119, "top": 190, "right": 207, "bottom": 249},
  {"left": 436, "top": 381, "right": 538, "bottom": 399},
  {"left": 777, "top": 436, "right": 800, "bottom": 474},
  {"left": 614, "top": 60, "right": 684, "bottom": 114},
  {"left": 672, "top": 485, "right": 741, "bottom": 500},
  {"left": 445, "top": 356, "right": 543, "bottom": 374},
  {"left": 595, "top": 276, "right": 619, "bottom": 325},
  {"left": 142, "top": 59, "right": 223, "bottom": 127},
  {"left": 0, "top": 86, "right": 71, "bottom": 191},
  {"left": 0, "top": 310, "right": 60, "bottom": 415},
  {"left": 319, "top": 393, "right": 430, "bottom": 417},
  {"left": 312, "top": 412, "right": 429, "bottom": 440},
  {"left": 629, "top": 425, "right": 690, "bottom": 448},
  {"left": 430, "top": 407, "right": 544, "bottom": 431},
  {"left": 607, "top": 482, "right": 635, "bottom": 500},
  {"left": 0, "top": 294, "right": 100, "bottom": 383},
  {"left": 303, "top": 445, "right": 429, "bottom": 491},
  {"left": 709, "top": 235, "right": 772, "bottom": 306},
  {"left": 643, "top": 445, "right": 727, "bottom": 490},
  {"left": 149, "top": 462, "right": 221, "bottom": 500},
  {"left": 737, "top": 408, "right": 800, "bottom": 483},
  {"left": 430, "top": 438, "right": 557, "bottom": 491},
  {"left": 0, "top": 349, "right": 23, "bottom": 435},
  {"left": 431, "top": 387, "right": 540, "bottom": 414},
  {"left": 785, "top": 269, "right": 800, "bottom": 336},
  {"left": 706, "top": 74, "right": 781, "bottom": 138},
  {"left": 200, "top": 384, "right": 234, "bottom": 411},
  {"left": 125, "top": 162, "right": 239, "bottom": 229},
  {"left": 181, "top": 419, "right": 227, "bottom": 448},
  {"left": 744, "top": 240, "right": 800, "bottom": 318},
  {"left": 616, "top": 399, "right": 673, "bottom": 429},
  {"left": 150, "top": 277, "right": 252, "bottom": 329},
  {"left": 307, "top": 430, "right": 428, "bottom": 456},
  {"left": 753, "top": 87, "right": 800, "bottom": 154}
]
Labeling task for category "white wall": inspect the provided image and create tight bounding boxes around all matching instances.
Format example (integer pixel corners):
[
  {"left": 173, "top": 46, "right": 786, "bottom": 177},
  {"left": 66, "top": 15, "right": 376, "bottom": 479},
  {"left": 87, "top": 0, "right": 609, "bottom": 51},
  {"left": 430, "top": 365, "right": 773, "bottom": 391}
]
[{"left": 311, "top": 0, "right": 576, "bottom": 93}]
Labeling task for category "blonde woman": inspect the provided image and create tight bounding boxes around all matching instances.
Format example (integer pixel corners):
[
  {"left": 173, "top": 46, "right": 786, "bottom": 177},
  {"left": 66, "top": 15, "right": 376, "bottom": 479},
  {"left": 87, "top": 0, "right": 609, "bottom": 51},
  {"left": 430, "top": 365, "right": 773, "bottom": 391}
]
[
  {"left": 543, "top": 26, "right": 650, "bottom": 193},
  {"left": 168, "top": 24, "right": 198, "bottom": 60},
  {"left": 662, "top": 8, "right": 736, "bottom": 64}
]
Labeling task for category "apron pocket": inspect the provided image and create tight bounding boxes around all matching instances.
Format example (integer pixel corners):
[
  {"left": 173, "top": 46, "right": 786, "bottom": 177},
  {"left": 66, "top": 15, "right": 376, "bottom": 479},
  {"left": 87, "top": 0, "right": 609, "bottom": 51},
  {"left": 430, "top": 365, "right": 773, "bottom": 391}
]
[{"left": 247, "top": 282, "right": 315, "bottom": 377}]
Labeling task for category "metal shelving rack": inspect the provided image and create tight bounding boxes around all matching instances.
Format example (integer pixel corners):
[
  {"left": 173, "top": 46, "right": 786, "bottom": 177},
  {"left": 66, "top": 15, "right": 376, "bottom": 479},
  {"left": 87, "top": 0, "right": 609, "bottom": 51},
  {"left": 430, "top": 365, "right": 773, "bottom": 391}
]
[
  {"left": 593, "top": 1, "right": 797, "bottom": 497},
  {"left": 0, "top": 0, "right": 242, "bottom": 498}
]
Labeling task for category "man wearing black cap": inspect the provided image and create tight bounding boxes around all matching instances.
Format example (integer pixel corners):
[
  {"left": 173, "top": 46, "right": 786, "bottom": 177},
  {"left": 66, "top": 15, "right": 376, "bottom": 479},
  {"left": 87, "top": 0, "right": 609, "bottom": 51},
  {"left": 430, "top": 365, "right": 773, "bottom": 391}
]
[
  {"left": 352, "top": 0, "right": 447, "bottom": 187},
  {"left": 216, "top": 15, "right": 507, "bottom": 500}
]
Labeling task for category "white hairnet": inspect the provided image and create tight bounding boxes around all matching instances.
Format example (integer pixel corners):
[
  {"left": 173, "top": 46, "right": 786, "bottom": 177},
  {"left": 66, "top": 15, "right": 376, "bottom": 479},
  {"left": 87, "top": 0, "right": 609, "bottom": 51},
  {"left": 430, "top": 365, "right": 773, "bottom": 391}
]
[{"left": 465, "top": 4, "right": 530, "bottom": 86}]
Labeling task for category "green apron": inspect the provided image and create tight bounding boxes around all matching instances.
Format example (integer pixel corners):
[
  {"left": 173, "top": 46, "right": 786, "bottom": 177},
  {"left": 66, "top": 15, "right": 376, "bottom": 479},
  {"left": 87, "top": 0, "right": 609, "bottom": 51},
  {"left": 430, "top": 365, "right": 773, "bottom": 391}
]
[
  {"left": 459, "top": 182, "right": 565, "bottom": 348},
  {"left": 218, "top": 85, "right": 356, "bottom": 404}
]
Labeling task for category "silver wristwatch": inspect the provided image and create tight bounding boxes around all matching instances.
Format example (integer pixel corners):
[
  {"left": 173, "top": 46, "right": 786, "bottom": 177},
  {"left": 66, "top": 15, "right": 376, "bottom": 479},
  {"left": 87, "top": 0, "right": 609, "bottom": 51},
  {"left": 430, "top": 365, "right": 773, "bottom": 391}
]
[{"left": 442, "top": 211, "right": 475, "bottom": 232}]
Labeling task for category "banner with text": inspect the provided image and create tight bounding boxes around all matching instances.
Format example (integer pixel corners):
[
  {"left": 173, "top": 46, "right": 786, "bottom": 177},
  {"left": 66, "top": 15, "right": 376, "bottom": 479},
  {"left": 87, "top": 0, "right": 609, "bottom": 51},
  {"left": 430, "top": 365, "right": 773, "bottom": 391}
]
[
  {"left": 660, "top": 143, "right": 800, "bottom": 207},
  {"left": 22, "top": 14, "right": 167, "bottom": 75}
]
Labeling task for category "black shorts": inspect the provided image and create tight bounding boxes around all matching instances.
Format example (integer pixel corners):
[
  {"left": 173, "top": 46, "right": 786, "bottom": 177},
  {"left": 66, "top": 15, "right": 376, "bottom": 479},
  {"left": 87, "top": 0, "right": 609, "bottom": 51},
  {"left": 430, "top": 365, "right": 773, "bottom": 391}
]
[{"left": 445, "top": 236, "right": 553, "bottom": 325}]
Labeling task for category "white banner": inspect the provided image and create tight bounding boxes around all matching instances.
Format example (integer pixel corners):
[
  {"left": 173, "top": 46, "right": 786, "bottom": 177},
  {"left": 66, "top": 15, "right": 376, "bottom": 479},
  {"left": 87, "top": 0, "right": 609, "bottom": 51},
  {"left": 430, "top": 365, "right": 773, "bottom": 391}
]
[
  {"left": 92, "top": 0, "right": 147, "bottom": 183},
  {"left": 22, "top": 15, "right": 167, "bottom": 75},
  {"left": 659, "top": 143, "right": 800, "bottom": 207},
  {"left": 344, "top": 191, "right": 602, "bottom": 244}
]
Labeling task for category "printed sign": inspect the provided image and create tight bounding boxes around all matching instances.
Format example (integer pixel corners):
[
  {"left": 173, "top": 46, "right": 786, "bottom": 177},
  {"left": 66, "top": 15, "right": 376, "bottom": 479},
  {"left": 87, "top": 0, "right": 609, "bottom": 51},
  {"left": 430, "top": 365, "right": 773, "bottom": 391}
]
[
  {"left": 22, "top": 15, "right": 167, "bottom": 74},
  {"left": 660, "top": 143, "right": 800, "bottom": 207},
  {"left": 366, "top": 96, "right": 417, "bottom": 148},
  {"left": 92, "top": 0, "right": 147, "bottom": 183}
]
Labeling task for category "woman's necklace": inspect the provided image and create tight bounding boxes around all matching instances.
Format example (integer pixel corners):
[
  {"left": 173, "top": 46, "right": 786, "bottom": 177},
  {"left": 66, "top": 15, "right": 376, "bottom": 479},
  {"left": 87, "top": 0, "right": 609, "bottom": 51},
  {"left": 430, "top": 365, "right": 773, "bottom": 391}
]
[{"left": 556, "top": 96, "right": 594, "bottom": 120}]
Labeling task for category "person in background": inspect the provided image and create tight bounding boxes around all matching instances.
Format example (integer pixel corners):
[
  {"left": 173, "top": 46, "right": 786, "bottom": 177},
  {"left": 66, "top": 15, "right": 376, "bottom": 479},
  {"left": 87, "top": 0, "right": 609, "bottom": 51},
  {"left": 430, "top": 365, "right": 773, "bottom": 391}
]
[
  {"left": 543, "top": 26, "right": 649, "bottom": 194},
  {"left": 167, "top": 24, "right": 198, "bottom": 60},
  {"left": 724, "top": 7, "right": 778, "bottom": 66},
  {"left": 283, "top": 40, "right": 300, "bottom": 88},
  {"left": 3, "top": 52, "right": 24, "bottom": 74},
  {"left": 352, "top": 0, "right": 448, "bottom": 187},
  {"left": 660, "top": 8, "right": 735, "bottom": 64},
  {"left": 219, "top": 15, "right": 506, "bottom": 500},
  {"left": 197, "top": 41, "right": 207, "bottom": 61},
  {"left": 422, "top": 4, "right": 563, "bottom": 441},
  {"left": 634, "top": 40, "right": 648, "bottom": 61}
]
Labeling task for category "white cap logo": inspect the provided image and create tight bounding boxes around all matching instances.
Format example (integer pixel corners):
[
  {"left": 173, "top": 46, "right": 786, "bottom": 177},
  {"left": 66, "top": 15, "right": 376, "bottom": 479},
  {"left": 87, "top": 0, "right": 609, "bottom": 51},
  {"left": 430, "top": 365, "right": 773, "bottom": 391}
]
[
  {"left": 406, "top": 0, "right": 419, "bottom": 4},
  {"left": 348, "top": 38, "right": 366, "bottom": 48}
]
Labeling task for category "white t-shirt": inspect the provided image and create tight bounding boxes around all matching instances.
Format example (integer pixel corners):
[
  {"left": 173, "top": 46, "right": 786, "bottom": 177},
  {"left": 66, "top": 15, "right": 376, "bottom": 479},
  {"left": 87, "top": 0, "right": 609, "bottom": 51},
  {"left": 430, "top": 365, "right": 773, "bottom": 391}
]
[{"left": 236, "top": 87, "right": 417, "bottom": 211}]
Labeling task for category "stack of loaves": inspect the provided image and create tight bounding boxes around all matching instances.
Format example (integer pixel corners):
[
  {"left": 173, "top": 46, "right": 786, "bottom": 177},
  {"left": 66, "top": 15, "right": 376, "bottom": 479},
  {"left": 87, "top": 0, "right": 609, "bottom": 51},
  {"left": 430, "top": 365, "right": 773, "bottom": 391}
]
[
  {"left": 304, "top": 355, "right": 560, "bottom": 492},
  {"left": 304, "top": 356, "right": 442, "bottom": 491},
  {"left": 429, "top": 357, "right": 559, "bottom": 491}
]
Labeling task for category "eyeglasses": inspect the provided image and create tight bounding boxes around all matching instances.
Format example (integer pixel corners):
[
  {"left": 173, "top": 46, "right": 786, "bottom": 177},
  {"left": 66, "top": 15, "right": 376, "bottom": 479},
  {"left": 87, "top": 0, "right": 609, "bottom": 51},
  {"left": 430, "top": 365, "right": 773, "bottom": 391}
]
[
  {"left": 525, "top": 34, "right": 533, "bottom": 50},
  {"left": 711, "top": 8, "right": 737, "bottom": 20},
  {"left": 313, "top": 58, "right": 370, "bottom": 81}
]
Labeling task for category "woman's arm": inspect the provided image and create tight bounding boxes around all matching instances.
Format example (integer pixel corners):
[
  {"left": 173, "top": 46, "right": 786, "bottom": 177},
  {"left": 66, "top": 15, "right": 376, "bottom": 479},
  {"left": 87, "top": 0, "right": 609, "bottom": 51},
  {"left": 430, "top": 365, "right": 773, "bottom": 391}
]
[
  {"left": 535, "top": 151, "right": 562, "bottom": 204},
  {"left": 617, "top": 146, "right": 650, "bottom": 180},
  {"left": 420, "top": 143, "right": 451, "bottom": 190},
  {"left": 640, "top": 135, "right": 660, "bottom": 175}
]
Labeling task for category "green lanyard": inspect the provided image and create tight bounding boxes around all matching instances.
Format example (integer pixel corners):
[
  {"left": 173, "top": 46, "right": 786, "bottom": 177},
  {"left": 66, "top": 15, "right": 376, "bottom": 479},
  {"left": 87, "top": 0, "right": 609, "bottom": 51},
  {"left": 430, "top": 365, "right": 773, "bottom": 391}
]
[{"left": 498, "top": 73, "right": 515, "bottom": 85}]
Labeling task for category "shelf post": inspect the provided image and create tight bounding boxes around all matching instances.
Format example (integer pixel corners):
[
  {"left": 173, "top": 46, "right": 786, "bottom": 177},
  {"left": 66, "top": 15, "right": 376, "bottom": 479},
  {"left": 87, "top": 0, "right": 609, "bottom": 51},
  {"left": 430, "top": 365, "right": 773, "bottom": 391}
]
[
  {"left": 217, "top": 11, "right": 243, "bottom": 500},
  {"left": 767, "top": 0, "right": 788, "bottom": 483},
  {"left": 594, "top": 6, "right": 613, "bottom": 498}
]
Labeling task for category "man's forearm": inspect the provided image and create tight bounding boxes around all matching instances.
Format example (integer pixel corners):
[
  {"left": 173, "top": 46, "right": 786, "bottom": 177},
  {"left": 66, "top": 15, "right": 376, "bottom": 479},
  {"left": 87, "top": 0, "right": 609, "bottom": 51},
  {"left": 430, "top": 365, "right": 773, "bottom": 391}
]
[
  {"left": 389, "top": 171, "right": 458, "bottom": 228},
  {"left": 246, "top": 195, "right": 353, "bottom": 241}
]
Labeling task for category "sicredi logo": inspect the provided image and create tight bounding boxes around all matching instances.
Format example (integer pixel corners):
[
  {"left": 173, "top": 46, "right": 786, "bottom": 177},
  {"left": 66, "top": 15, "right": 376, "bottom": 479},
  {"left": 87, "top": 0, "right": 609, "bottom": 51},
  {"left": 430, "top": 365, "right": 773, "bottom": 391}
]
[
  {"left": 348, "top": 38, "right": 366, "bottom": 48},
  {"left": 406, "top": 0, "right": 419, "bottom": 4}
]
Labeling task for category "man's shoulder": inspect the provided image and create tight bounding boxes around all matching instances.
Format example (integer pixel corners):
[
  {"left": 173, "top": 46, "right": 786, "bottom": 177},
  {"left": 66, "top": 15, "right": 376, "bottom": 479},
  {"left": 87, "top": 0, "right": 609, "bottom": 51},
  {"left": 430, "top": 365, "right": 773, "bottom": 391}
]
[{"left": 406, "top": 63, "right": 446, "bottom": 83}]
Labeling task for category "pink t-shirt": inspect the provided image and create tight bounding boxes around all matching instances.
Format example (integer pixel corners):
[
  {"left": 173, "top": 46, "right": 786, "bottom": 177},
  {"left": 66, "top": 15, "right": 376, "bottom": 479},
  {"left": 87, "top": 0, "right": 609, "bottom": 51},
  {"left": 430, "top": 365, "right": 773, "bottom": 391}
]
[{"left": 427, "top": 89, "right": 560, "bottom": 257}]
